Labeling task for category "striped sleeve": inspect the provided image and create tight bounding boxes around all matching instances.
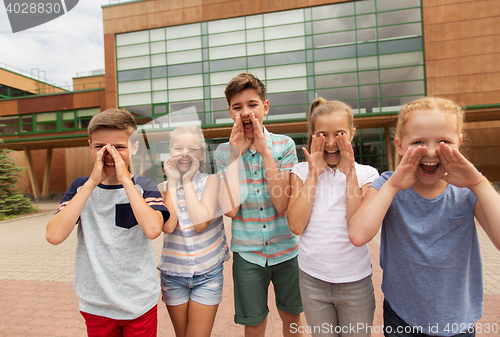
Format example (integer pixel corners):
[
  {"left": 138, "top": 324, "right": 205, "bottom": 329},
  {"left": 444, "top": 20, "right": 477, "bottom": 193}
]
[
  {"left": 279, "top": 136, "right": 298, "bottom": 171},
  {"left": 214, "top": 143, "right": 229, "bottom": 179}
]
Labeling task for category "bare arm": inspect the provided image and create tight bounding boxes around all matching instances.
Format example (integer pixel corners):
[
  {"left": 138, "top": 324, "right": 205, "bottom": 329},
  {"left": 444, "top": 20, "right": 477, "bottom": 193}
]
[
  {"left": 157, "top": 181, "right": 178, "bottom": 234},
  {"left": 184, "top": 175, "right": 220, "bottom": 232},
  {"left": 287, "top": 173, "right": 316, "bottom": 235},
  {"left": 349, "top": 146, "right": 427, "bottom": 246}
]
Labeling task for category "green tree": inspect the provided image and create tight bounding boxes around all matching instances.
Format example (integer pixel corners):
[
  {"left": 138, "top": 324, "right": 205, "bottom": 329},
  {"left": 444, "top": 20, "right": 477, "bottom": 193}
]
[{"left": 0, "top": 136, "right": 35, "bottom": 220}]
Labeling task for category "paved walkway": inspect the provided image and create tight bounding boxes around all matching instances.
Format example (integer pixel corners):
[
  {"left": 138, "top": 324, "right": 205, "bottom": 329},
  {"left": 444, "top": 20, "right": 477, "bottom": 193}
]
[{"left": 0, "top": 200, "right": 499, "bottom": 337}]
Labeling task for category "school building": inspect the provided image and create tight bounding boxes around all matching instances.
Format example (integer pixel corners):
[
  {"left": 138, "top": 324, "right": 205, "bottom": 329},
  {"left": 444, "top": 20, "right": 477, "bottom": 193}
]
[{"left": 1, "top": 0, "right": 499, "bottom": 198}]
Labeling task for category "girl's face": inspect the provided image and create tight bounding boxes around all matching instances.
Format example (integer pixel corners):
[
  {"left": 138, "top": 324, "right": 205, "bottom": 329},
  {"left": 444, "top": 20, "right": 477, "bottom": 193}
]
[
  {"left": 313, "top": 114, "right": 353, "bottom": 169},
  {"left": 170, "top": 133, "right": 204, "bottom": 173},
  {"left": 395, "top": 109, "right": 462, "bottom": 185}
]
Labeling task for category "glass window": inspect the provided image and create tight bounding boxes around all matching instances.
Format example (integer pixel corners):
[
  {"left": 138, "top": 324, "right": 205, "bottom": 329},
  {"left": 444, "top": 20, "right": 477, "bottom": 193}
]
[
  {"left": 117, "top": 43, "right": 150, "bottom": 58},
  {"left": 378, "top": 37, "right": 422, "bottom": 54},
  {"left": 357, "top": 28, "right": 376, "bottom": 43},
  {"left": 314, "top": 58, "right": 357, "bottom": 75},
  {"left": 265, "top": 23, "right": 304, "bottom": 40},
  {"left": 152, "top": 78, "right": 167, "bottom": 91},
  {"left": 265, "top": 37, "right": 305, "bottom": 53},
  {"left": 153, "top": 91, "right": 168, "bottom": 103},
  {"left": 267, "top": 105, "right": 308, "bottom": 120},
  {"left": 377, "top": 0, "right": 421, "bottom": 12},
  {"left": 116, "top": 31, "right": 149, "bottom": 46},
  {"left": 210, "top": 85, "right": 226, "bottom": 98},
  {"left": 127, "top": 105, "right": 152, "bottom": 117},
  {"left": 210, "top": 70, "right": 243, "bottom": 85},
  {"left": 210, "top": 44, "right": 246, "bottom": 60},
  {"left": 313, "top": 17, "right": 355, "bottom": 34},
  {"left": 37, "top": 112, "right": 57, "bottom": 122},
  {"left": 358, "top": 70, "right": 379, "bottom": 84},
  {"left": 152, "top": 66, "right": 167, "bottom": 78},
  {"left": 150, "top": 28, "right": 165, "bottom": 41},
  {"left": 317, "top": 87, "right": 357, "bottom": 101},
  {"left": 358, "top": 56, "right": 378, "bottom": 70},
  {"left": 211, "top": 98, "right": 227, "bottom": 111},
  {"left": 119, "top": 80, "right": 151, "bottom": 94},
  {"left": 378, "top": 23, "right": 422, "bottom": 40},
  {"left": 268, "top": 91, "right": 308, "bottom": 106},
  {"left": 355, "top": 0, "right": 375, "bottom": 14},
  {"left": 264, "top": 9, "right": 303, "bottom": 27},
  {"left": 168, "top": 62, "right": 203, "bottom": 76},
  {"left": 209, "top": 31, "right": 245, "bottom": 47},
  {"left": 266, "top": 64, "right": 306, "bottom": 80},
  {"left": 247, "top": 42, "right": 264, "bottom": 56},
  {"left": 208, "top": 17, "right": 245, "bottom": 34},
  {"left": 248, "top": 55, "right": 265, "bottom": 68},
  {"left": 119, "top": 92, "right": 152, "bottom": 106},
  {"left": 169, "top": 74, "right": 203, "bottom": 89},
  {"left": 381, "top": 95, "right": 422, "bottom": 108},
  {"left": 151, "top": 41, "right": 166, "bottom": 54},
  {"left": 117, "top": 56, "right": 150, "bottom": 71},
  {"left": 247, "top": 28, "right": 263, "bottom": 42},
  {"left": 169, "top": 87, "right": 204, "bottom": 102},
  {"left": 359, "top": 99, "right": 380, "bottom": 113},
  {"left": 170, "top": 100, "right": 204, "bottom": 114},
  {"left": 247, "top": 67, "right": 266, "bottom": 81},
  {"left": 315, "top": 73, "right": 357, "bottom": 88},
  {"left": 266, "top": 51, "right": 306, "bottom": 66},
  {"left": 154, "top": 105, "right": 167, "bottom": 115},
  {"left": 246, "top": 15, "right": 263, "bottom": 29},
  {"left": 167, "top": 23, "right": 200, "bottom": 39},
  {"left": 380, "top": 80, "right": 424, "bottom": 97},
  {"left": 356, "top": 14, "right": 376, "bottom": 29},
  {"left": 63, "top": 120, "right": 75, "bottom": 129},
  {"left": 267, "top": 77, "right": 307, "bottom": 93},
  {"left": 167, "top": 50, "right": 202, "bottom": 64},
  {"left": 312, "top": 2, "right": 354, "bottom": 20},
  {"left": 379, "top": 51, "right": 423, "bottom": 68},
  {"left": 314, "top": 31, "right": 355, "bottom": 48},
  {"left": 37, "top": 123, "right": 56, "bottom": 132},
  {"left": 167, "top": 36, "right": 201, "bottom": 52},
  {"left": 151, "top": 54, "right": 166, "bottom": 66},
  {"left": 359, "top": 85, "right": 379, "bottom": 99},
  {"left": 380, "top": 66, "right": 424, "bottom": 83},
  {"left": 377, "top": 8, "right": 421, "bottom": 26},
  {"left": 314, "top": 45, "right": 356, "bottom": 61},
  {"left": 210, "top": 57, "right": 246, "bottom": 72}
]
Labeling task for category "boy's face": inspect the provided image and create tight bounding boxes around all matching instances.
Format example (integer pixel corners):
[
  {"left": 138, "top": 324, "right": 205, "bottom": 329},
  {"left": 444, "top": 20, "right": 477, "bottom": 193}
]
[
  {"left": 228, "top": 88, "right": 269, "bottom": 139},
  {"left": 89, "top": 129, "right": 138, "bottom": 178}
]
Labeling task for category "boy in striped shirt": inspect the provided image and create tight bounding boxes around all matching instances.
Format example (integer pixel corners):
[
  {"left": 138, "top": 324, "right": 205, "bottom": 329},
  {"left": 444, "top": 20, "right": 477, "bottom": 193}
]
[{"left": 215, "top": 73, "right": 303, "bottom": 337}]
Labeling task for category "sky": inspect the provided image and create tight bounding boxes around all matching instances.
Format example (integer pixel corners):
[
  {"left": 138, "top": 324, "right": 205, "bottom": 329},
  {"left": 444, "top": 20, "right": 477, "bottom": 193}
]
[{"left": 0, "top": 0, "right": 110, "bottom": 89}]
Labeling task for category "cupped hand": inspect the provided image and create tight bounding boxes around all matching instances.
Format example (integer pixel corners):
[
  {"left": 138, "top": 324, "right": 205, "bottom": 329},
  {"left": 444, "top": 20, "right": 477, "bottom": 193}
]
[
  {"left": 182, "top": 153, "right": 200, "bottom": 183},
  {"left": 387, "top": 146, "right": 426, "bottom": 191},
  {"left": 105, "top": 144, "right": 131, "bottom": 184},
  {"left": 164, "top": 156, "right": 181, "bottom": 182},
  {"left": 337, "top": 133, "right": 355, "bottom": 176},
  {"left": 88, "top": 146, "right": 108, "bottom": 186},
  {"left": 250, "top": 112, "right": 268, "bottom": 155},
  {"left": 229, "top": 115, "right": 251, "bottom": 157},
  {"left": 437, "top": 143, "right": 483, "bottom": 188},
  {"left": 303, "top": 134, "right": 328, "bottom": 178}
]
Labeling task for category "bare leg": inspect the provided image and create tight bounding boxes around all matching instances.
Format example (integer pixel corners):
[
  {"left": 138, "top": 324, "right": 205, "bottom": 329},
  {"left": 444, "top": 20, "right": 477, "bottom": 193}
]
[
  {"left": 167, "top": 302, "right": 189, "bottom": 337},
  {"left": 185, "top": 300, "right": 219, "bottom": 337},
  {"left": 245, "top": 317, "right": 267, "bottom": 337},
  {"left": 278, "top": 310, "right": 304, "bottom": 337}
]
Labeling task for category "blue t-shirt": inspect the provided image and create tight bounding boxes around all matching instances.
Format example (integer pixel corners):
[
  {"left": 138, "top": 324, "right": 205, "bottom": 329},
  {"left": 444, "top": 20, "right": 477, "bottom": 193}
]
[
  {"left": 57, "top": 175, "right": 169, "bottom": 319},
  {"left": 371, "top": 172, "right": 482, "bottom": 336}
]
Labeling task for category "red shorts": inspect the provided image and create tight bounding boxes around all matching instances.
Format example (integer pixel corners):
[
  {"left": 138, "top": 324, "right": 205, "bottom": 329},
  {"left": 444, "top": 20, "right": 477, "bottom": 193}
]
[{"left": 80, "top": 305, "right": 157, "bottom": 337}]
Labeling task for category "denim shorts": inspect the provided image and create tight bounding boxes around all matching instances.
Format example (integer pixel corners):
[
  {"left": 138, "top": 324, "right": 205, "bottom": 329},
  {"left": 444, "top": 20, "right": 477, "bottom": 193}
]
[{"left": 160, "top": 263, "right": 224, "bottom": 306}]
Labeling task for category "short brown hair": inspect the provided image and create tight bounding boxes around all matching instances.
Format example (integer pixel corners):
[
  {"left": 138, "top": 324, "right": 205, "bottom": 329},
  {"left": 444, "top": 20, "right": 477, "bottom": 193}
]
[
  {"left": 87, "top": 108, "right": 137, "bottom": 140},
  {"left": 224, "top": 73, "right": 266, "bottom": 106},
  {"left": 307, "top": 97, "right": 355, "bottom": 151}
]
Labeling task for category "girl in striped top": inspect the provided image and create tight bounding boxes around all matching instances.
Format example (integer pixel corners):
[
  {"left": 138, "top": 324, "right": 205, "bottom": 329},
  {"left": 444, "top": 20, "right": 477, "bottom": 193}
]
[{"left": 157, "top": 125, "right": 229, "bottom": 337}]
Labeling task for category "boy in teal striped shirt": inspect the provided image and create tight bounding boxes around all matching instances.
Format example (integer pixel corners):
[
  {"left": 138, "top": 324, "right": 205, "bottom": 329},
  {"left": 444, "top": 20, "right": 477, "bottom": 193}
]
[{"left": 215, "top": 73, "right": 303, "bottom": 337}]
